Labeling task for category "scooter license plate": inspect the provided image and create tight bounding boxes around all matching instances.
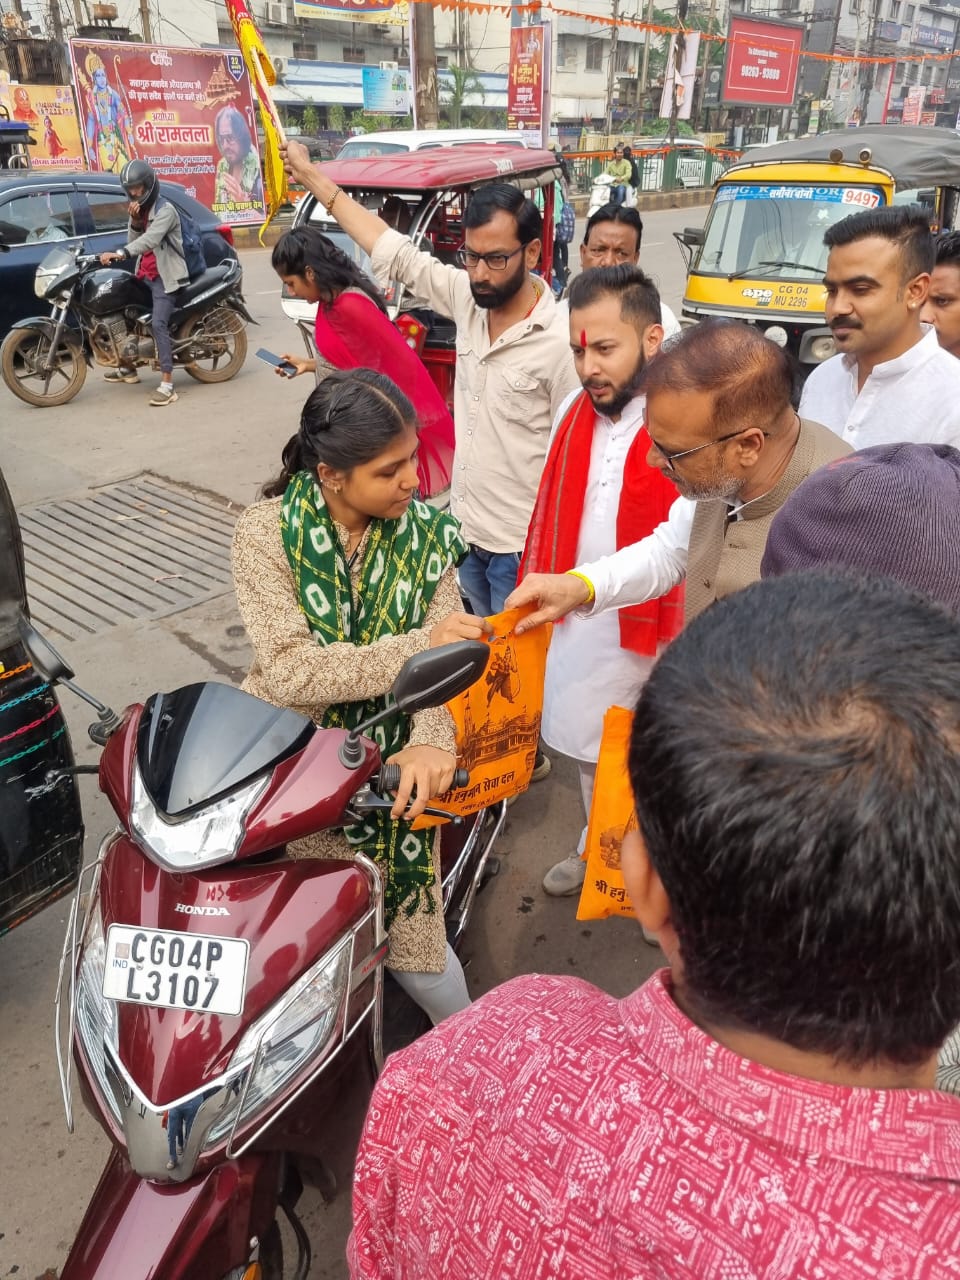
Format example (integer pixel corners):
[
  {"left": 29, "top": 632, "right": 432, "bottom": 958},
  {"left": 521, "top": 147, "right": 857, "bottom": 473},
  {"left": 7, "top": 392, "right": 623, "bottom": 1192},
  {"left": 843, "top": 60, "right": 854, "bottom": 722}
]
[{"left": 102, "top": 925, "right": 249, "bottom": 1017}]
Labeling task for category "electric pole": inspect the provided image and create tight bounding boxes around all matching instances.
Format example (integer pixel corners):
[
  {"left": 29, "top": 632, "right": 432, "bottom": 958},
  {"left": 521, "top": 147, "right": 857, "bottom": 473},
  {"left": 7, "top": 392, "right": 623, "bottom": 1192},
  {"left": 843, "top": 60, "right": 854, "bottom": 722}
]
[
  {"left": 604, "top": 0, "right": 621, "bottom": 137},
  {"left": 412, "top": 2, "right": 439, "bottom": 127},
  {"left": 668, "top": 0, "right": 688, "bottom": 144},
  {"left": 695, "top": 0, "right": 717, "bottom": 131},
  {"left": 639, "top": 0, "right": 655, "bottom": 91},
  {"left": 859, "top": 0, "right": 879, "bottom": 124},
  {"left": 49, "top": 0, "right": 65, "bottom": 41},
  {"left": 139, "top": 0, "right": 153, "bottom": 43}
]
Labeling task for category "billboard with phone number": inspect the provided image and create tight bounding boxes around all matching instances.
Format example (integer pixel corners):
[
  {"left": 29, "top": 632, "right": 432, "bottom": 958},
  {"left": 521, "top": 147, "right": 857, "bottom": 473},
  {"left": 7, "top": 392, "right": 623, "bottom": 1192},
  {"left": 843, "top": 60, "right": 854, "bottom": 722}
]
[
  {"left": 722, "top": 17, "right": 803, "bottom": 107},
  {"left": 68, "top": 39, "right": 266, "bottom": 226}
]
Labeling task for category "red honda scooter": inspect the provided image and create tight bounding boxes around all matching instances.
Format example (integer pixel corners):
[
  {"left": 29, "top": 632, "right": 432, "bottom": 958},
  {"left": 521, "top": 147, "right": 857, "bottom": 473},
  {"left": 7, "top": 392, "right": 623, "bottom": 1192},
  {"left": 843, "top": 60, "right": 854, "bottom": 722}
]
[{"left": 22, "top": 620, "right": 501, "bottom": 1279}]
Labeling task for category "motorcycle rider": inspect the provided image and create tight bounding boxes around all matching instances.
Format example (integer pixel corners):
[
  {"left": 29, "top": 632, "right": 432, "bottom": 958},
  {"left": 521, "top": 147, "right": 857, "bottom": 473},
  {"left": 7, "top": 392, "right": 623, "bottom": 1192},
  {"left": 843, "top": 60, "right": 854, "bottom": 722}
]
[
  {"left": 605, "top": 143, "right": 632, "bottom": 206},
  {"left": 98, "top": 159, "right": 185, "bottom": 407}
]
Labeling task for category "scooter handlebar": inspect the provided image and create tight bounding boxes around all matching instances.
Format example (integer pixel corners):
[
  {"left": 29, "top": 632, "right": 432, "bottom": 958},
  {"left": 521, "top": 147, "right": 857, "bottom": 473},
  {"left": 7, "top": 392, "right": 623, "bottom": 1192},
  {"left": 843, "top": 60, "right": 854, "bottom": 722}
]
[{"left": 378, "top": 764, "right": 469, "bottom": 794}]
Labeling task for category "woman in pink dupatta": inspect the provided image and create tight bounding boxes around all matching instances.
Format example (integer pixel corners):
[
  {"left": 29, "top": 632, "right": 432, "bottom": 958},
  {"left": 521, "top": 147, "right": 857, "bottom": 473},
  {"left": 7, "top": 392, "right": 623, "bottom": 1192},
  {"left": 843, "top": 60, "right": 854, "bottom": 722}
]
[{"left": 272, "top": 226, "right": 454, "bottom": 500}]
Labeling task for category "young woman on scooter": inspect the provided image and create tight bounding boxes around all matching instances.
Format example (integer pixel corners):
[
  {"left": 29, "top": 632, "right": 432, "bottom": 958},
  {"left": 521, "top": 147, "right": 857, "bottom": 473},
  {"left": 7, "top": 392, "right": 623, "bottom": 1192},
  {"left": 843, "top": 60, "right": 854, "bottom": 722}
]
[
  {"left": 271, "top": 225, "right": 455, "bottom": 500},
  {"left": 232, "top": 368, "right": 489, "bottom": 1025}
]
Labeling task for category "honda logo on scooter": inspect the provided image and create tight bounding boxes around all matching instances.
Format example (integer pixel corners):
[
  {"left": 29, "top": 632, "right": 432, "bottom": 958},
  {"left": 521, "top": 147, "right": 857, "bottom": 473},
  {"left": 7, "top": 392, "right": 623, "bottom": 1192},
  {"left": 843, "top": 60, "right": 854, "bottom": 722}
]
[{"left": 174, "top": 903, "right": 230, "bottom": 917}]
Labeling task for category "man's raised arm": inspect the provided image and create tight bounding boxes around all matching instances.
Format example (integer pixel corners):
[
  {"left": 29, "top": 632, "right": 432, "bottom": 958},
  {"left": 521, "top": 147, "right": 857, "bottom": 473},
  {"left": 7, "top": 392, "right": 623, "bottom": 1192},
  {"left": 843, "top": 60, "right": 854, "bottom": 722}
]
[
  {"left": 283, "top": 140, "right": 390, "bottom": 255},
  {"left": 282, "top": 140, "right": 467, "bottom": 320}
]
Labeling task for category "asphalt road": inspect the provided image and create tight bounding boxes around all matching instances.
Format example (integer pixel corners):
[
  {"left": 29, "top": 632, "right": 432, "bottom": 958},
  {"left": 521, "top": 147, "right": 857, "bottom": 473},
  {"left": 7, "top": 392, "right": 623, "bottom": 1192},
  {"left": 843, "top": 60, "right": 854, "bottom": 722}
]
[{"left": 0, "top": 204, "right": 702, "bottom": 1280}]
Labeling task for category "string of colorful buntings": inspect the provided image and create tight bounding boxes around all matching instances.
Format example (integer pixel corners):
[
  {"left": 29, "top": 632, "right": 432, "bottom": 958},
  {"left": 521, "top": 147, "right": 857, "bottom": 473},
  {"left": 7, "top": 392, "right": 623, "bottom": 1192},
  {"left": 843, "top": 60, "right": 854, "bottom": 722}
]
[{"left": 420, "top": 0, "right": 956, "bottom": 66}]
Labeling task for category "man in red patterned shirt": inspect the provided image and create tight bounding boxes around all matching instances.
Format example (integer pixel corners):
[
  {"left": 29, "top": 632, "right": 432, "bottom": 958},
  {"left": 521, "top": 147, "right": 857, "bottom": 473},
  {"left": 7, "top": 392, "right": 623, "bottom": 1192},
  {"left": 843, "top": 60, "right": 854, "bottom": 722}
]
[{"left": 348, "top": 572, "right": 960, "bottom": 1279}]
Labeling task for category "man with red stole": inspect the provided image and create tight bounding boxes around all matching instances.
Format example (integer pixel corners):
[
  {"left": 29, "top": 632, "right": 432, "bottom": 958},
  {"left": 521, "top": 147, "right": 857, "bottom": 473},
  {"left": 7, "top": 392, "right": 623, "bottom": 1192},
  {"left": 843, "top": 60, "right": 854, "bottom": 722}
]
[{"left": 521, "top": 265, "right": 683, "bottom": 897}]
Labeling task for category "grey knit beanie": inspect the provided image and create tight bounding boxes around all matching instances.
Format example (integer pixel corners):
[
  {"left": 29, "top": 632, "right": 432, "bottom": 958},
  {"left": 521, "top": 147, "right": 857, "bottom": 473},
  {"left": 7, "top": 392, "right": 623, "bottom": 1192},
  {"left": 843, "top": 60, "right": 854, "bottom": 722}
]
[{"left": 761, "top": 443, "right": 960, "bottom": 615}]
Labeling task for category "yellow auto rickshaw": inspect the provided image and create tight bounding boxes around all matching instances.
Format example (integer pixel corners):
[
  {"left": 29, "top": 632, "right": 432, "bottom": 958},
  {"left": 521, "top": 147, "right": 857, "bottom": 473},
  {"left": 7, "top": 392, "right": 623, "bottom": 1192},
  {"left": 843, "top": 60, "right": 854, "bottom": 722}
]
[{"left": 675, "top": 125, "right": 960, "bottom": 372}]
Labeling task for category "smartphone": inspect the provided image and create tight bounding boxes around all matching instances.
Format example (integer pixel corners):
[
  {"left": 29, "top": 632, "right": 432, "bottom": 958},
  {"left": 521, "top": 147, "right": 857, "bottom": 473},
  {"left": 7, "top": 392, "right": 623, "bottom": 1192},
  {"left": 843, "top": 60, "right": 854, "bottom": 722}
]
[{"left": 255, "top": 348, "right": 298, "bottom": 377}]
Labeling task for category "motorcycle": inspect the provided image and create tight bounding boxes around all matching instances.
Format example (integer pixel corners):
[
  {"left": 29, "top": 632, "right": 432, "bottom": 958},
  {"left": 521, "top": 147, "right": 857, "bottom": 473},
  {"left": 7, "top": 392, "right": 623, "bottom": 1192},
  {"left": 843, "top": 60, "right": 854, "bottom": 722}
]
[
  {"left": 22, "top": 619, "right": 503, "bottom": 1279},
  {"left": 587, "top": 171, "right": 638, "bottom": 220},
  {"left": 0, "top": 244, "right": 254, "bottom": 408}
]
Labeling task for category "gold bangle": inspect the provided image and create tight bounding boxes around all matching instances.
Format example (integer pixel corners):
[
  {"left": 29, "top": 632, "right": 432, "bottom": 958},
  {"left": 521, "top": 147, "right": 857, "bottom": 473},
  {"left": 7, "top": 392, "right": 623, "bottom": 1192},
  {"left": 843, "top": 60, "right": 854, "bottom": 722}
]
[
  {"left": 566, "top": 570, "right": 596, "bottom": 606},
  {"left": 323, "top": 185, "right": 342, "bottom": 215}
]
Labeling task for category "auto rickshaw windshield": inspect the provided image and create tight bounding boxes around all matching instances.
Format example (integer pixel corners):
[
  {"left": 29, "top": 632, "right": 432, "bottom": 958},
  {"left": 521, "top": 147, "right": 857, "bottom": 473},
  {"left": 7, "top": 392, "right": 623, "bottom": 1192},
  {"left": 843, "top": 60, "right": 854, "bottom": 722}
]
[{"left": 698, "top": 182, "right": 888, "bottom": 281}]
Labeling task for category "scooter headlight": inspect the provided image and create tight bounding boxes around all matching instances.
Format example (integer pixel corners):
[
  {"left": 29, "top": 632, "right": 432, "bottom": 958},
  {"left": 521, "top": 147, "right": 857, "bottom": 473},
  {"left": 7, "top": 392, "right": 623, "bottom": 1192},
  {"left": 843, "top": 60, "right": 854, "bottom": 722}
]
[
  {"left": 203, "top": 935, "right": 353, "bottom": 1148},
  {"left": 130, "top": 766, "right": 268, "bottom": 872},
  {"left": 75, "top": 903, "right": 122, "bottom": 1125}
]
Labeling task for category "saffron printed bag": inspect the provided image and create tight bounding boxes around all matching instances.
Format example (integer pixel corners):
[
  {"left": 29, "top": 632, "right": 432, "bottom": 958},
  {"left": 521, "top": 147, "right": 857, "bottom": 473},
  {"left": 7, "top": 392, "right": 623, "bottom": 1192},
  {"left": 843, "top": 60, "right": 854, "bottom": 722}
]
[
  {"left": 413, "top": 605, "right": 551, "bottom": 827},
  {"left": 576, "top": 704, "right": 639, "bottom": 921}
]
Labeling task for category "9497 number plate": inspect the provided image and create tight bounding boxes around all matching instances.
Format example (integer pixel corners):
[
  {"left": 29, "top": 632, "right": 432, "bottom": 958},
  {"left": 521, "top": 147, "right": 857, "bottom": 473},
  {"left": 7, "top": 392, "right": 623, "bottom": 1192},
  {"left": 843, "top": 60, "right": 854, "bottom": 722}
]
[{"left": 102, "top": 925, "right": 248, "bottom": 1017}]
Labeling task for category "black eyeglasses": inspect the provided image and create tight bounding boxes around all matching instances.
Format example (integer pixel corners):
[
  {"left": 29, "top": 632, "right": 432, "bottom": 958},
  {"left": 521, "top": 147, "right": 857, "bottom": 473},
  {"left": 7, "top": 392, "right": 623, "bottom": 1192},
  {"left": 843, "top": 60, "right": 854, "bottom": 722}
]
[
  {"left": 648, "top": 427, "right": 767, "bottom": 474},
  {"left": 456, "top": 245, "right": 525, "bottom": 272}
]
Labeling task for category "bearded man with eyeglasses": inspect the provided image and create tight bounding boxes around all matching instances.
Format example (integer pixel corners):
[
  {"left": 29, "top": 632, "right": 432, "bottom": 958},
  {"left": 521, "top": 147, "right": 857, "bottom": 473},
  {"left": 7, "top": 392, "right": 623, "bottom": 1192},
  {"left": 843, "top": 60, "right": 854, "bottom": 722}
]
[
  {"left": 507, "top": 319, "right": 849, "bottom": 638},
  {"left": 282, "top": 141, "right": 579, "bottom": 644}
]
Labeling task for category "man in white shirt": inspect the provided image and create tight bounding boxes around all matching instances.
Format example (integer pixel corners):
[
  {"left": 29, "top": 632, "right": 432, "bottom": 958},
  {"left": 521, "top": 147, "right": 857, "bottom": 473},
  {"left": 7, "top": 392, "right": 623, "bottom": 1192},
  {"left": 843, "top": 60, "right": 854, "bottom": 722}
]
[
  {"left": 521, "top": 265, "right": 682, "bottom": 896},
  {"left": 561, "top": 203, "right": 681, "bottom": 340},
  {"left": 799, "top": 204, "right": 960, "bottom": 448},
  {"left": 507, "top": 320, "right": 849, "bottom": 637},
  {"left": 282, "top": 141, "right": 580, "bottom": 621}
]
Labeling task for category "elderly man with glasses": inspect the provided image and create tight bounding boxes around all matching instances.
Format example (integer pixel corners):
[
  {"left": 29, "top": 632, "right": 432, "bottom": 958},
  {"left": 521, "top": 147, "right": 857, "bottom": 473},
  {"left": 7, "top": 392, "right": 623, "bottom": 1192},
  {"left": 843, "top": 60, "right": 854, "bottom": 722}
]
[
  {"left": 564, "top": 203, "right": 681, "bottom": 340},
  {"left": 508, "top": 319, "right": 849, "bottom": 640},
  {"left": 282, "top": 141, "right": 579, "bottom": 642}
]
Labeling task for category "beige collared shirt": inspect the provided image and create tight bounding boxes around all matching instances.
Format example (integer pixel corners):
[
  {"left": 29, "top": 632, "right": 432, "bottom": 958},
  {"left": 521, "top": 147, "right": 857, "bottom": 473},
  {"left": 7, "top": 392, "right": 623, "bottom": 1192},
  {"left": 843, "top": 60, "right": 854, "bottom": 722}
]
[{"left": 370, "top": 228, "right": 580, "bottom": 552}]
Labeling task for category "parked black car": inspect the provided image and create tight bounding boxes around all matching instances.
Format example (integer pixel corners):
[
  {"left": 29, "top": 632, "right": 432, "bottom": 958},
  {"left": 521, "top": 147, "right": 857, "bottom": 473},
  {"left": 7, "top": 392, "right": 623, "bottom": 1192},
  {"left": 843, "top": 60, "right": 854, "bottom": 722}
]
[{"left": 0, "top": 171, "right": 239, "bottom": 339}]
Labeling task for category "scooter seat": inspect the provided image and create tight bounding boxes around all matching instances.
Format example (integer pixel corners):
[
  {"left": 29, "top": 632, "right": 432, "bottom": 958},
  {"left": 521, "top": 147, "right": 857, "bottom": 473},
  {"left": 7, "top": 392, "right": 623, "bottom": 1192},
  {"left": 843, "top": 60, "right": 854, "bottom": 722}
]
[{"left": 178, "top": 264, "right": 234, "bottom": 304}]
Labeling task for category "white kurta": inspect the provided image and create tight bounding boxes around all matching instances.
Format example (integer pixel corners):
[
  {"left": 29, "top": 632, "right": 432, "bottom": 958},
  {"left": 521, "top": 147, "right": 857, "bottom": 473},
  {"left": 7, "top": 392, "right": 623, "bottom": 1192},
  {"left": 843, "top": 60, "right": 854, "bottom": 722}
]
[
  {"left": 798, "top": 327, "right": 960, "bottom": 450},
  {"left": 541, "top": 394, "right": 659, "bottom": 764}
]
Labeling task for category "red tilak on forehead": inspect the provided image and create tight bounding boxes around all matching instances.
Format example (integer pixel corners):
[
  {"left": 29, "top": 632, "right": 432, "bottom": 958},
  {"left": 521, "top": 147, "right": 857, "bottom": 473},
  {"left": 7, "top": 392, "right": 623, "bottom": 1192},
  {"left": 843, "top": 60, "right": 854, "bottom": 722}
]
[{"left": 580, "top": 329, "right": 587, "bottom": 349}]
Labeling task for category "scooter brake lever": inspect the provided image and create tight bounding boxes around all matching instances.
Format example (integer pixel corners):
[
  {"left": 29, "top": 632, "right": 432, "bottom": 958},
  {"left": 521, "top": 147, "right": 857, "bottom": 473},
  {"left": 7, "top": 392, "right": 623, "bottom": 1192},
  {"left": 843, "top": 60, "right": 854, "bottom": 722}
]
[{"left": 351, "top": 787, "right": 463, "bottom": 825}]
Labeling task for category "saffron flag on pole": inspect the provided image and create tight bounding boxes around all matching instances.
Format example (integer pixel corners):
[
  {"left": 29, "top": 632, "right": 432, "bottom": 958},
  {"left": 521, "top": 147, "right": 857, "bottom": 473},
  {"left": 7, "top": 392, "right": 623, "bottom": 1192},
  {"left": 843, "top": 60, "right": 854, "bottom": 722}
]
[{"left": 224, "top": 0, "right": 288, "bottom": 242}]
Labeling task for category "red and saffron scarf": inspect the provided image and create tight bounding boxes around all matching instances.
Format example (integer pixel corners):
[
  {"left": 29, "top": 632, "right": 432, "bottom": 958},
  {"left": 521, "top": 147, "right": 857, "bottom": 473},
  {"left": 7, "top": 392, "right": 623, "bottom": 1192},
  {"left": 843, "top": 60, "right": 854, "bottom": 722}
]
[{"left": 520, "top": 390, "right": 684, "bottom": 656}]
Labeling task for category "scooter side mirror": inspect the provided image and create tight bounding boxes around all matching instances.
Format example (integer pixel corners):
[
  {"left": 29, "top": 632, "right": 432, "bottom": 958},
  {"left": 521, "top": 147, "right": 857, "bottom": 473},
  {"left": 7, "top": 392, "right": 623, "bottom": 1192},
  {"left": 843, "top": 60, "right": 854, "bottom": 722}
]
[
  {"left": 17, "top": 615, "right": 74, "bottom": 683},
  {"left": 391, "top": 641, "right": 490, "bottom": 714},
  {"left": 338, "top": 641, "right": 490, "bottom": 770}
]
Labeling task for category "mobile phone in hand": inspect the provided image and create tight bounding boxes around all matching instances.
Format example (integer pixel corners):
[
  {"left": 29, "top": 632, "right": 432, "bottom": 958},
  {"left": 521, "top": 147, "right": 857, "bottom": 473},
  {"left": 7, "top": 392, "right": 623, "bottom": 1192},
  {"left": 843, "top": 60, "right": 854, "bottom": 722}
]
[{"left": 255, "top": 348, "right": 298, "bottom": 377}]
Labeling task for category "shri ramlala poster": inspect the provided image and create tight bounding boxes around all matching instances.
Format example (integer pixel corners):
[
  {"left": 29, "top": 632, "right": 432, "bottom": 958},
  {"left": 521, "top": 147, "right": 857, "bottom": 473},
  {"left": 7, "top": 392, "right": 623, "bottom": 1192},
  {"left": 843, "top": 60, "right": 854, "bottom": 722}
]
[{"left": 68, "top": 40, "right": 266, "bottom": 226}]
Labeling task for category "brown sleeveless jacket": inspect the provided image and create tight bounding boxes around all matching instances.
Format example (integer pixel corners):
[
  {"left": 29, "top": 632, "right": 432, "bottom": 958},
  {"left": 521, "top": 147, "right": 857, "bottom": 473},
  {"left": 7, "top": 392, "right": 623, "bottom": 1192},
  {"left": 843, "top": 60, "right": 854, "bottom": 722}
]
[{"left": 684, "top": 418, "right": 851, "bottom": 622}]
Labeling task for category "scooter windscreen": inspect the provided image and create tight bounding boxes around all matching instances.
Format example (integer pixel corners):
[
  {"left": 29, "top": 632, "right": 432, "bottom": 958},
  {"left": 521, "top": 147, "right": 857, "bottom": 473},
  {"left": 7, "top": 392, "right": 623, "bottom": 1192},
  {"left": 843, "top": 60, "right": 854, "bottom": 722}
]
[{"left": 137, "top": 681, "right": 313, "bottom": 817}]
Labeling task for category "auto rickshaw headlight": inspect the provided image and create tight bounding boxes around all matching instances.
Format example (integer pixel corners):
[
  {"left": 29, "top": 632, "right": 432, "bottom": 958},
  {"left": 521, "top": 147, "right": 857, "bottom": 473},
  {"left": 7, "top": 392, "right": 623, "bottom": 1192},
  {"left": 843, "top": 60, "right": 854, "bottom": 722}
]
[
  {"left": 764, "top": 325, "right": 788, "bottom": 348},
  {"left": 809, "top": 335, "right": 836, "bottom": 363},
  {"left": 829, "top": 148, "right": 844, "bottom": 164},
  {"left": 859, "top": 148, "right": 872, "bottom": 165}
]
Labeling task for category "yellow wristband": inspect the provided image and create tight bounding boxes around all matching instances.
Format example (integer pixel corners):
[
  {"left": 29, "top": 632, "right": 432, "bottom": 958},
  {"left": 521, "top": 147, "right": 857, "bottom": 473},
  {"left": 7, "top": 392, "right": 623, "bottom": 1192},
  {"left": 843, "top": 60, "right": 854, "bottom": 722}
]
[{"left": 566, "top": 570, "right": 596, "bottom": 606}]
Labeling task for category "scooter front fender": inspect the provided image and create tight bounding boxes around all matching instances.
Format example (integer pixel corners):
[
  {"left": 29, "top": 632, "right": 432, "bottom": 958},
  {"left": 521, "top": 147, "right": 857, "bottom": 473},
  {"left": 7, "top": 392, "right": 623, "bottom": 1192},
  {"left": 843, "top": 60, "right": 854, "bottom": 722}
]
[{"left": 61, "top": 1146, "right": 281, "bottom": 1280}]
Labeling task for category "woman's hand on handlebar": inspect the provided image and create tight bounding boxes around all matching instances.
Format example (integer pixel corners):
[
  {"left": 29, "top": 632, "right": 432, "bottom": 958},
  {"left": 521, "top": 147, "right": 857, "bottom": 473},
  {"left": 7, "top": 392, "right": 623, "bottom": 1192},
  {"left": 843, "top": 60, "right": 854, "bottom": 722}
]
[
  {"left": 385, "top": 745, "right": 457, "bottom": 820},
  {"left": 277, "top": 352, "right": 314, "bottom": 378},
  {"left": 429, "top": 610, "right": 491, "bottom": 648}
]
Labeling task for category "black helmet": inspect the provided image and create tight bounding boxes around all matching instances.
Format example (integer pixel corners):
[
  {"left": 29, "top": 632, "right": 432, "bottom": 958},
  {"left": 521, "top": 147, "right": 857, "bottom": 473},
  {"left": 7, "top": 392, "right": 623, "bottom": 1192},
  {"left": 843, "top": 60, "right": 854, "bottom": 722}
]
[{"left": 120, "top": 159, "right": 158, "bottom": 211}]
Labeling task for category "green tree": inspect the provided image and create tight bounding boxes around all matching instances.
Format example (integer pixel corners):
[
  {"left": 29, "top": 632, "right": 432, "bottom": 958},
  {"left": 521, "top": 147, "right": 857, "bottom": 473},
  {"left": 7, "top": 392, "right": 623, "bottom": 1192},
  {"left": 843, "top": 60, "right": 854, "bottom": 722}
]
[
  {"left": 328, "top": 103, "right": 346, "bottom": 134},
  {"left": 441, "top": 65, "right": 485, "bottom": 129},
  {"left": 302, "top": 104, "right": 320, "bottom": 136}
]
